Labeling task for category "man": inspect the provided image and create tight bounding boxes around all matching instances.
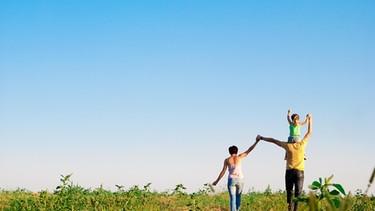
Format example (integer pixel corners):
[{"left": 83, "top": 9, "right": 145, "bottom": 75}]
[{"left": 257, "top": 114, "right": 312, "bottom": 211}]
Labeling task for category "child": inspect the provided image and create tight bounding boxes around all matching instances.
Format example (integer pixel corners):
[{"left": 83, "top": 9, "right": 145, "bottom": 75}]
[{"left": 285, "top": 109, "right": 308, "bottom": 160}]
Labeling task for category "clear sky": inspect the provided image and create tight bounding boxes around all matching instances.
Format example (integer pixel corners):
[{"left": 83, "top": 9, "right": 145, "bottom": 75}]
[{"left": 1, "top": 1, "right": 374, "bottom": 195}]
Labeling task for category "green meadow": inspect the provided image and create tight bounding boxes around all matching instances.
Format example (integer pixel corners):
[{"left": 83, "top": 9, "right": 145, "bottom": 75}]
[{"left": 0, "top": 173, "right": 374, "bottom": 211}]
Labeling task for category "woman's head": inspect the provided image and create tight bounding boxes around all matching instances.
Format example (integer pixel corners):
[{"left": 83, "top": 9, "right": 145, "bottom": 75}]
[{"left": 228, "top": 145, "right": 238, "bottom": 155}]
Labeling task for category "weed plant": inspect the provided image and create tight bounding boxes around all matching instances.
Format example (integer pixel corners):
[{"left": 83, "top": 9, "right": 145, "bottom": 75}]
[{"left": 0, "top": 174, "right": 374, "bottom": 210}]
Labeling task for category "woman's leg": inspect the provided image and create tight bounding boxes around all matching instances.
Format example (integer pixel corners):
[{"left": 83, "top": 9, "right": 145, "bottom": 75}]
[
  {"left": 227, "top": 179, "right": 237, "bottom": 211},
  {"left": 236, "top": 179, "right": 244, "bottom": 210}
]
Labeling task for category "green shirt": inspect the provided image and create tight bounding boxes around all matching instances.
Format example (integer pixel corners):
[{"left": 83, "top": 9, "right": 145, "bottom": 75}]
[{"left": 289, "top": 124, "right": 300, "bottom": 137}]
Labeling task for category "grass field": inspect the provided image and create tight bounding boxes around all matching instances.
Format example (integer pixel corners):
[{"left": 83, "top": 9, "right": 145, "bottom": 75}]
[{"left": 0, "top": 174, "right": 374, "bottom": 210}]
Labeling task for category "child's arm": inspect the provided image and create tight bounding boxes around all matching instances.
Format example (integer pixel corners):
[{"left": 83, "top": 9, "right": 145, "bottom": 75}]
[
  {"left": 301, "top": 114, "right": 312, "bottom": 141},
  {"left": 287, "top": 110, "right": 293, "bottom": 125},
  {"left": 299, "top": 114, "right": 309, "bottom": 126}
]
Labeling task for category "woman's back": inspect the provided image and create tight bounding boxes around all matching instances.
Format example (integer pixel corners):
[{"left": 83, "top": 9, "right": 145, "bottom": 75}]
[{"left": 227, "top": 155, "right": 242, "bottom": 165}]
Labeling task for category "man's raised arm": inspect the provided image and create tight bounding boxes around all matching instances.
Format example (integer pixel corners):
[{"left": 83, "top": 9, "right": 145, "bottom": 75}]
[{"left": 302, "top": 114, "right": 313, "bottom": 140}]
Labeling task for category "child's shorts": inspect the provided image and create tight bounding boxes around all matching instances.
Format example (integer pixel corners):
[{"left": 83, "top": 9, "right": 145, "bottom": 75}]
[{"left": 288, "top": 136, "right": 301, "bottom": 143}]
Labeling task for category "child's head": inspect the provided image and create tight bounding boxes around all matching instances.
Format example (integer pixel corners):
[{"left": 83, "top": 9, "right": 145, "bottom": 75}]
[
  {"left": 228, "top": 145, "right": 238, "bottom": 155},
  {"left": 291, "top": 114, "right": 300, "bottom": 122}
]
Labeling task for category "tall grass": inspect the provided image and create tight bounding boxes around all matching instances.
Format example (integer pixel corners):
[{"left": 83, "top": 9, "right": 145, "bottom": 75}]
[{"left": 0, "top": 173, "right": 374, "bottom": 210}]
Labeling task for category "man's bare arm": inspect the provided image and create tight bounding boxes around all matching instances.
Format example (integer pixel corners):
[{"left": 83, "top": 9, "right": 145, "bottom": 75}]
[{"left": 256, "top": 135, "right": 284, "bottom": 147}]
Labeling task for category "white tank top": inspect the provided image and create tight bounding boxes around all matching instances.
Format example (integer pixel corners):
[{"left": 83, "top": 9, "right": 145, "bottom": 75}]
[{"left": 228, "top": 164, "right": 243, "bottom": 179}]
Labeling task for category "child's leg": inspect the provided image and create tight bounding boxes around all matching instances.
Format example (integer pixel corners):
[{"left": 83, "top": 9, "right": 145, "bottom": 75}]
[
  {"left": 288, "top": 136, "right": 293, "bottom": 142},
  {"left": 293, "top": 136, "right": 301, "bottom": 142},
  {"left": 285, "top": 137, "right": 292, "bottom": 160}
]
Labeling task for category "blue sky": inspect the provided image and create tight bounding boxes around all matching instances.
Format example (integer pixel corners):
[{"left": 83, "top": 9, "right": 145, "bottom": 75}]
[{"left": 1, "top": 1, "right": 374, "bottom": 195}]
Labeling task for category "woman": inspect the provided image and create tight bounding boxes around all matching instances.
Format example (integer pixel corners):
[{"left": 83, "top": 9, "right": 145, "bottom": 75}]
[{"left": 212, "top": 138, "right": 260, "bottom": 211}]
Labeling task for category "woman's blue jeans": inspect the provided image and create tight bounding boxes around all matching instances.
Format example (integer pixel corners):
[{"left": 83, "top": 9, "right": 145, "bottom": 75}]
[{"left": 227, "top": 178, "right": 244, "bottom": 211}]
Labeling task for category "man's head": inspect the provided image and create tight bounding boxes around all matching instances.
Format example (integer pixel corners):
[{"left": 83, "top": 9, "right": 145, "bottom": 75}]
[{"left": 228, "top": 145, "right": 238, "bottom": 155}]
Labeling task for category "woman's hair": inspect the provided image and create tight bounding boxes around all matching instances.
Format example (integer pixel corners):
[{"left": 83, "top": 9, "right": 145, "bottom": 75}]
[{"left": 228, "top": 145, "right": 238, "bottom": 155}]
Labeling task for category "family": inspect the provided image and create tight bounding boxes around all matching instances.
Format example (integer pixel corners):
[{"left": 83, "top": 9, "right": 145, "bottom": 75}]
[{"left": 212, "top": 110, "right": 313, "bottom": 211}]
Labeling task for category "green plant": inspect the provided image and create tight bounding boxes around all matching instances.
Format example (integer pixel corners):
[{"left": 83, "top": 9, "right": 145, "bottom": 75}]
[
  {"left": 172, "top": 183, "right": 186, "bottom": 195},
  {"left": 296, "top": 175, "right": 352, "bottom": 210},
  {"left": 1, "top": 174, "right": 374, "bottom": 210}
]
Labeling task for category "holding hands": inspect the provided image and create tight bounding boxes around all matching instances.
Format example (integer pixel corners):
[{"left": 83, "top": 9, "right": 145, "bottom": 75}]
[{"left": 256, "top": 135, "right": 262, "bottom": 142}]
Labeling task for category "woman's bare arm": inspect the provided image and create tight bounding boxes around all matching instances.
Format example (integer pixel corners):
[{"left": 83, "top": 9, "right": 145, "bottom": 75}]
[
  {"left": 212, "top": 159, "right": 228, "bottom": 186},
  {"left": 238, "top": 139, "right": 260, "bottom": 159}
]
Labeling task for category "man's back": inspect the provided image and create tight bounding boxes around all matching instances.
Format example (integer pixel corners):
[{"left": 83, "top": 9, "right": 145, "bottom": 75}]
[{"left": 282, "top": 140, "right": 308, "bottom": 170}]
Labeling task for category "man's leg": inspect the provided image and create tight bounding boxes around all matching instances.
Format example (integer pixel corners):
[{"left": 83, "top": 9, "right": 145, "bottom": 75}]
[
  {"left": 285, "top": 170, "right": 294, "bottom": 211},
  {"left": 293, "top": 170, "right": 304, "bottom": 211}
]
